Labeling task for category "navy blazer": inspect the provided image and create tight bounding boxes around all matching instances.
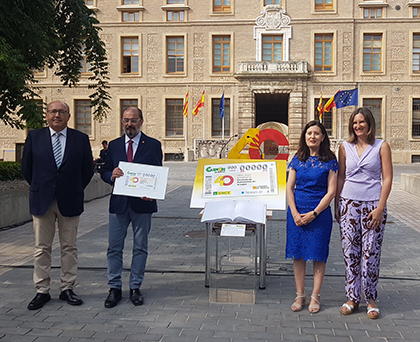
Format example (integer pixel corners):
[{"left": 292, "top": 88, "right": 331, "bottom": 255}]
[
  {"left": 101, "top": 133, "right": 163, "bottom": 214},
  {"left": 21, "top": 127, "right": 94, "bottom": 217}
]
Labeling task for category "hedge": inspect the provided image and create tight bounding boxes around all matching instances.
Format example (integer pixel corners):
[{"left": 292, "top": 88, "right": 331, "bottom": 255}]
[{"left": 0, "top": 161, "right": 24, "bottom": 181}]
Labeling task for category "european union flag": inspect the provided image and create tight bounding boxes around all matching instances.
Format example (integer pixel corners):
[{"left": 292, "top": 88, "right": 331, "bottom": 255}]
[
  {"left": 219, "top": 92, "right": 225, "bottom": 119},
  {"left": 334, "top": 88, "right": 358, "bottom": 108}
]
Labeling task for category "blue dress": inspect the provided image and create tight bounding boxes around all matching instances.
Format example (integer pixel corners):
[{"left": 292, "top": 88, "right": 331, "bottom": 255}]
[{"left": 286, "top": 155, "right": 338, "bottom": 263}]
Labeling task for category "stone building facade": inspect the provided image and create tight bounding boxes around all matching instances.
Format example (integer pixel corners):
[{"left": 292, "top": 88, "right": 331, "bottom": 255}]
[{"left": 1, "top": 0, "right": 420, "bottom": 163}]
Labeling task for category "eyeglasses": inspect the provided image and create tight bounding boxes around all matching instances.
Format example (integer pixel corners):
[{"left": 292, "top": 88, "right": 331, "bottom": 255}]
[
  {"left": 122, "top": 118, "right": 140, "bottom": 124},
  {"left": 47, "top": 109, "right": 69, "bottom": 116}
]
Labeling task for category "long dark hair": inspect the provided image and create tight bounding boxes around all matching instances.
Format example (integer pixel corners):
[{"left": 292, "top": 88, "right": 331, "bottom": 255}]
[
  {"left": 296, "top": 120, "right": 336, "bottom": 162},
  {"left": 348, "top": 107, "right": 376, "bottom": 145}
]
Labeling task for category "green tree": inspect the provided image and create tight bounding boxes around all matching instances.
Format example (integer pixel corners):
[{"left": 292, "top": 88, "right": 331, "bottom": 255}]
[{"left": 0, "top": 0, "right": 110, "bottom": 128}]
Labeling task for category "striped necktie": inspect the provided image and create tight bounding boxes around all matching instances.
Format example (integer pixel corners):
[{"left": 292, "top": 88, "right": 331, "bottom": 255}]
[{"left": 53, "top": 132, "right": 62, "bottom": 168}]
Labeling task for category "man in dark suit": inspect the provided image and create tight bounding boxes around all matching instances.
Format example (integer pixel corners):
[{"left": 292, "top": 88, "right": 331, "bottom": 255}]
[
  {"left": 100, "top": 107, "right": 162, "bottom": 308},
  {"left": 21, "top": 101, "right": 93, "bottom": 310}
]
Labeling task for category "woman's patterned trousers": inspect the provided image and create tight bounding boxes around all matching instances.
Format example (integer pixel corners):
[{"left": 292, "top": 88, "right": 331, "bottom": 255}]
[{"left": 339, "top": 197, "right": 387, "bottom": 305}]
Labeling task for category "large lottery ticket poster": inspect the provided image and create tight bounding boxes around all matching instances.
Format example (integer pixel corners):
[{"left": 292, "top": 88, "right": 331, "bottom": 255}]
[{"left": 190, "top": 159, "right": 286, "bottom": 210}]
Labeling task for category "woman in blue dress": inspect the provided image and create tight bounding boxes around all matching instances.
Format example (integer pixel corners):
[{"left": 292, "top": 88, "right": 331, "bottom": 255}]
[{"left": 286, "top": 121, "right": 338, "bottom": 313}]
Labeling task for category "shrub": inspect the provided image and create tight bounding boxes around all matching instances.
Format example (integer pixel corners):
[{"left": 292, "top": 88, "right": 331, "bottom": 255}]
[{"left": 0, "top": 161, "right": 24, "bottom": 181}]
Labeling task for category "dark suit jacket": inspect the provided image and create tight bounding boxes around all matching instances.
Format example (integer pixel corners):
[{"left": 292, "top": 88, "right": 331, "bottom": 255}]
[
  {"left": 21, "top": 127, "right": 94, "bottom": 217},
  {"left": 101, "top": 133, "right": 163, "bottom": 214}
]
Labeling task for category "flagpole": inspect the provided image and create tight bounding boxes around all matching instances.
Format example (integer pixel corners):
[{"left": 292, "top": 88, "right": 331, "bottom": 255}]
[
  {"left": 184, "top": 85, "right": 188, "bottom": 162},
  {"left": 339, "top": 85, "right": 342, "bottom": 140},
  {"left": 222, "top": 86, "right": 225, "bottom": 141},
  {"left": 202, "top": 85, "right": 205, "bottom": 140},
  {"left": 320, "top": 86, "right": 323, "bottom": 123}
]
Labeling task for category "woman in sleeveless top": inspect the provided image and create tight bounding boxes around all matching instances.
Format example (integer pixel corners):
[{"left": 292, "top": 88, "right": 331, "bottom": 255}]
[
  {"left": 335, "top": 107, "right": 393, "bottom": 319},
  {"left": 286, "top": 121, "right": 338, "bottom": 314}
]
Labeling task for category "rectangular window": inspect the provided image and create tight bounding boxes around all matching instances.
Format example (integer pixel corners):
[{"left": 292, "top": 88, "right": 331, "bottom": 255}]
[
  {"left": 122, "top": 37, "right": 139, "bottom": 74},
  {"left": 363, "top": 34, "right": 382, "bottom": 72},
  {"left": 364, "top": 8, "right": 382, "bottom": 18},
  {"left": 122, "top": 11, "right": 139, "bottom": 22},
  {"left": 363, "top": 98, "right": 382, "bottom": 137},
  {"left": 314, "top": 98, "right": 332, "bottom": 136},
  {"left": 79, "top": 45, "right": 92, "bottom": 74},
  {"left": 167, "top": 10, "right": 184, "bottom": 21},
  {"left": 168, "top": 0, "right": 184, "bottom": 3},
  {"left": 166, "top": 99, "right": 183, "bottom": 136},
  {"left": 75, "top": 100, "right": 92, "bottom": 135},
  {"left": 213, "top": 0, "right": 231, "bottom": 12},
  {"left": 315, "top": 34, "right": 333, "bottom": 72},
  {"left": 414, "top": 8, "right": 420, "bottom": 18},
  {"left": 413, "top": 99, "right": 420, "bottom": 138},
  {"left": 262, "top": 35, "right": 283, "bottom": 61},
  {"left": 167, "top": 37, "right": 184, "bottom": 73},
  {"left": 123, "top": 0, "right": 139, "bottom": 4},
  {"left": 120, "top": 99, "right": 138, "bottom": 134},
  {"left": 413, "top": 34, "right": 420, "bottom": 73},
  {"left": 212, "top": 98, "right": 230, "bottom": 137},
  {"left": 315, "top": 0, "right": 333, "bottom": 10},
  {"left": 85, "top": 0, "right": 94, "bottom": 5},
  {"left": 213, "top": 36, "right": 230, "bottom": 73},
  {"left": 264, "top": 0, "right": 282, "bottom": 5}
]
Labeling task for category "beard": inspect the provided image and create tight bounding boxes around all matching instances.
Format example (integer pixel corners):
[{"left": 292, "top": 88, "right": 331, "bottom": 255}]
[{"left": 124, "top": 126, "right": 140, "bottom": 139}]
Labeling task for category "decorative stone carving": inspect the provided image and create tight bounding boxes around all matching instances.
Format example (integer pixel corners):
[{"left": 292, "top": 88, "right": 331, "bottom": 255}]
[
  {"left": 256, "top": 5, "right": 291, "bottom": 29},
  {"left": 391, "top": 61, "right": 405, "bottom": 73},
  {"left": 146, "top": 98, "right": 157, "bottom": 111},
  {"left": 147, "top": 75, "right": 158, "bottom": 82},
  {"left": 193, "top": 46, "right": 204, "bottom": 58},
  {"left": 391, "top": 112, "right": 406, "bottom": 125},
  {"left": 100, "top": 125, "right": 111, "bottom": 136},
  {"left": 193, "top": 33, "right": 204, "bottom": 45},
  {"left": 147, "top": 33, "right": 158, "bottom": 47},
  {"left": 389, "top": 138, "right": 404, "bottom": 150},
  {"left": 342, "top": 60, "right": 352, "bottom": 71},
  {"left": 342, "top": 73, "right": 352, "bottom": 81},
  {"left": 391, "top": 47, "right": 405, "bottom": 59},
  {"left": 194, "top": 139, "right": 229, "bottom": 159},
  {"left": 163, "top": 140, "right": 184, "bottom": 149},
  {"left": 390, "top": 127, "right": 405, "bottom": 138},
  {"left": 343, "top": 46, "right": 352, "bottom": 59},
  {"left": 147, "top": 62, "right": 158, "bottom": 73},
  {"left": 147, "top": 47, "right": 158, "bottom": 61},
  {"left": 343, "top": 32, "right": 352, "bottom": 45},
  {"left": 410, "top": 141, "right": 420, "bottom": 150},
  {"left": 391, "top": 32, "right": 406, "bottom": 46},
  {"left": 145, "top": 124, "right": 158, "bottom": 138},
  {"left": 391, "top": 98, "right": 405, "bottom": 110},
  {"left": 362, "top": 76, "right": 384, "bottom": 82},
  {"left": 391, "top": 74, "right": 404, "bottom": 81},
  {"left": 193, "top": 59, "right": 204, "bottom": 72},
  {"left": 193, "top": 73, "right": 204, "bottom": 82}
]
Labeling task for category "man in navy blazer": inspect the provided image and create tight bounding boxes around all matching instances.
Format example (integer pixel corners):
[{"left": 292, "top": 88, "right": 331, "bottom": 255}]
[
  {"left": 21, "top": 101, "right": 93, "bottom": 310},
  {"left": 101, "top": 107, "right": 163, "bottom": 308}
]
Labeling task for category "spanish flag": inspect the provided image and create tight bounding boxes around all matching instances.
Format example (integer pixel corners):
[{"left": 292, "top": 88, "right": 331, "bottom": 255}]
[
  {"left": 193, "top": 89, "right": 205, "bottom": 116},
  {"left": 317, "top": 93, "right": 324, "bottom": 121},
  {"left": 183, "top": 88, "right": 189, "bottom": 117}
]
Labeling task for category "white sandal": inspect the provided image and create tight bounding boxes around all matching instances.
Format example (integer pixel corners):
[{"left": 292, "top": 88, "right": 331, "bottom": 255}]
[
  {"left": 340, "top": 302, "right": 359, "bottom": 315},
  {"left": 291, "top": 293, "right": 307, "bottom": 312},
  {"left": 367, "top": 306, "right": 380, "bottom": 319}
]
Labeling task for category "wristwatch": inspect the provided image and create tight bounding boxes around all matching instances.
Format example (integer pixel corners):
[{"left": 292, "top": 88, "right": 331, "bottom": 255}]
[{"left": 313, "top": 210, "right": 318, "bottom": 218}]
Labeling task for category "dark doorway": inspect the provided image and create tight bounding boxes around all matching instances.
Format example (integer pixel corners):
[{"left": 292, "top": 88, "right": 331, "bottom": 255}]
[{"left": 255, "top": 93, "right": 289, "bottom": 127}]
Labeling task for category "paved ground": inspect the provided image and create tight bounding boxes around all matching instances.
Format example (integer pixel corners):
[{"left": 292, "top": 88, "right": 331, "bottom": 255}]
[{"left": 0, "top": 162, "right": 419, "bottom": 342}]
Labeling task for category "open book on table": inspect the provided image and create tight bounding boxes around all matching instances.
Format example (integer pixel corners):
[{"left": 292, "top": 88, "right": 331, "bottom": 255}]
[{"left": 201, "top": 200, "right": 267, "bottom": 224}]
